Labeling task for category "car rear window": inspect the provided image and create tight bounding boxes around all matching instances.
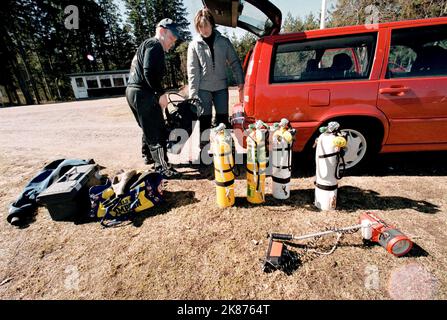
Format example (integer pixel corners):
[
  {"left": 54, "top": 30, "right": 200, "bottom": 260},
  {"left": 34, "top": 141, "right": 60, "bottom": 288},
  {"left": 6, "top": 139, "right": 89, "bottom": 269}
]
[
  {"left": 387, "top": 24, "right": 447, "bottom": 78},
  {"left": 271, "top": 33, "right": 377, "bottom": 83}
]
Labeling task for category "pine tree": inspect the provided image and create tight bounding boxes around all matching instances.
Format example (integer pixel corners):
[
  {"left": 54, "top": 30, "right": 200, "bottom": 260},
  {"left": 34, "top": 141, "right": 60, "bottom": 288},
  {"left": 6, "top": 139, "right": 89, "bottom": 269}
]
[
  {"left": 231, "top": 32, "right": 256, "bottom": 63},
  {"left": 330, "top": 0, "right": 447, "bottom": 28},
  {"left": 125, "top": 0, "right": 150, "bottom": 44},
  {"left": 1, "top": 0, "right": 192, "bottom": 105},
  {"left": 0, "top": 0, "right": 139, "bottom": 104},
  {"left": 0, "top": 0, "right": 40, "bottom": 105},
  {"left": 97, "top": 0, "right": 135, "bottom": 69},
  {"left": 303, "top": 13, "right": 319, "bottom": 31}
]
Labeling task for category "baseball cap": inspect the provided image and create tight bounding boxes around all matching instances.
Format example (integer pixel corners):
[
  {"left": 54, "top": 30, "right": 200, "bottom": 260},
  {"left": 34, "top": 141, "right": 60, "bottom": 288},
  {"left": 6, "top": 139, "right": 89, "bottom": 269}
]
[{"left": 157, "top": 18, "right": 182, "bottom": 41}]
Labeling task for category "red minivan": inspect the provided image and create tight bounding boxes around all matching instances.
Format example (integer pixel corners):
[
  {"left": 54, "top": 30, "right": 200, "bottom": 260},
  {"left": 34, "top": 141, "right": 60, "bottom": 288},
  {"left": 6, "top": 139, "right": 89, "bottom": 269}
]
[{"left": 205, "top": 0, "right": 447, "bottom": 169}]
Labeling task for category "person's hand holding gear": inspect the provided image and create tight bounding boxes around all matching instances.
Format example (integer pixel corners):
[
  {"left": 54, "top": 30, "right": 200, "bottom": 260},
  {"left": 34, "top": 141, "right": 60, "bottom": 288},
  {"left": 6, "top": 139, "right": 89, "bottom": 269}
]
[{"left": 158, "top": 93, "right": 169, "bottom": 109}]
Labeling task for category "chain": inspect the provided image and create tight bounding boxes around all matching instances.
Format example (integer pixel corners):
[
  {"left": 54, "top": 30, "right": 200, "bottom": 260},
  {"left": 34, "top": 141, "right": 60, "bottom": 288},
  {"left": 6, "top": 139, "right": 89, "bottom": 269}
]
[
  {"left": 303, "top": 226, "right": 360, "bottom": 257},
  {"left": 264, "top": 226, "right": 361, "bottom": 274}
]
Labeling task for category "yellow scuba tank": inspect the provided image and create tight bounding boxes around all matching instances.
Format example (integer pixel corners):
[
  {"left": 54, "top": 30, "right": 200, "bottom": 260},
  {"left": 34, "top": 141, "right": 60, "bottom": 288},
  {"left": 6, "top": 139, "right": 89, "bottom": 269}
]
[
  {"left": 212, "top": 123, "right": 235, "bottom": 208},
  {"left": 246, "top": 120, "right": 268, "bottom": 204}
]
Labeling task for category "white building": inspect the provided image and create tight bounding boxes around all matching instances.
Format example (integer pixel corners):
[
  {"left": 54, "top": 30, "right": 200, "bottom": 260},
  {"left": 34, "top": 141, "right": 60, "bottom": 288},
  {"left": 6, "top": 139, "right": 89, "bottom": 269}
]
[{"left": 67, "top": 70, "right": 130, "bottom": 99}]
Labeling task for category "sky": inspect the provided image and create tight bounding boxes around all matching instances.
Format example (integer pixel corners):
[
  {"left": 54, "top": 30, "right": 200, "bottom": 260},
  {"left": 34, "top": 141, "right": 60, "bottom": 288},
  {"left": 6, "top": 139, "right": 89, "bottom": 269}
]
[{"left": 115, "top": 0, "right": 338, "bottom": 39}]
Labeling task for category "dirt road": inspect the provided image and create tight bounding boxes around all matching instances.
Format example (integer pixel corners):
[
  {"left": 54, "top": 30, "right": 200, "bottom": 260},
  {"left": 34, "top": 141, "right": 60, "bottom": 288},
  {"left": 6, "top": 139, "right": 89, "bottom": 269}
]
[{"left": 0, "top": 95, "right": 446, "bottom": 299}]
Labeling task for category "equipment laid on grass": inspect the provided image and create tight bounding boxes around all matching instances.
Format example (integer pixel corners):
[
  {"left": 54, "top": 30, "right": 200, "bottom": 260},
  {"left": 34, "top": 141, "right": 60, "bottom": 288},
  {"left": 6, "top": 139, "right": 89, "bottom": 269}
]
[
  {"left": 36, "top": 164, "right": 101, "bottom": 221},
  {"left": 7, "top": 158, "right": 93, "bottom": 226},
  {"left": 314, "top": 121, "right": 347, "bottom": 210},
  {"left": 88, "top": 179, "right": 114, "bottom": 218},
  {"left": 271, "top": 118, "right": 296, "bottom": 200},
  {"left": 359, "top": 212, "right": 413, "bottom": 257},
  {"left": 111, "top": 170, "right": 137, "bottom": 196},
  {"left": 211, "top": 123, "right": 235, "bottom": 208},
  {"left": 263, "top": 237, "right": 292, "bottom": 271},
  {"left": 89, "top": 171, "right": 164, "bottom": 227},
  {"left": 262, "top": 212, "right": 413, "bottom": 272},
  {"left": 246, "top": 120, "right": 269, "bottom": 204}
]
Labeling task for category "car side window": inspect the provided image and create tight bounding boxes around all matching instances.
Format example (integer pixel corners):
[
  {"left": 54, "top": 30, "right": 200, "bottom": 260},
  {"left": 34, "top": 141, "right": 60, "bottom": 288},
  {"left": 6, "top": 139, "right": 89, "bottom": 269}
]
[
  {"left": 387, "top": 45, "right": 417, "bottom": 77},
  {"left": 321, "top": 48, "right": 355, "bottom": 69},
  {"left": 271, "top": 33, "right": 377, "bottom": 83},
  {"left": 388, "top": 25, "right": 447, "bottom": 78}
]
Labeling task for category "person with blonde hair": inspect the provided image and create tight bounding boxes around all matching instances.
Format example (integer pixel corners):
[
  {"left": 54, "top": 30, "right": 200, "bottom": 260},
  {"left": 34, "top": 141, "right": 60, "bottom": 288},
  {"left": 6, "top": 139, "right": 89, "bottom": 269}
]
[{"left": 187, "top": 8, "right": 244, "bottom": 134}]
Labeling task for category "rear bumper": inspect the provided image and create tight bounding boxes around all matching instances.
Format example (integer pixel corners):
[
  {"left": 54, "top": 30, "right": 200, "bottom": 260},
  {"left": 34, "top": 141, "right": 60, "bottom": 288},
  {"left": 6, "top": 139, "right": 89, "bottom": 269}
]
[
  {"left": 230, "top": 104, "right": 251, "bottom": 151},
  {"left": 230, "top": 104, "right": 320, "bottom": 152}
]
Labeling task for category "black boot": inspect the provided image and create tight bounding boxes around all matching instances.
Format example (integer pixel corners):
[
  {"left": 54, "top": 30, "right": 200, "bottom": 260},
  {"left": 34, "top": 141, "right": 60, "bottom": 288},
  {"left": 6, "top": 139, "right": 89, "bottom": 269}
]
[
  {"left": 149, "top": 144, "right": 182, "bottom": 179},
  {"left": 142, "top": 135, "right": 154, "bottom": 165},
  {"left": 199, "top": 115, "right": 212, "bottom": 133}
]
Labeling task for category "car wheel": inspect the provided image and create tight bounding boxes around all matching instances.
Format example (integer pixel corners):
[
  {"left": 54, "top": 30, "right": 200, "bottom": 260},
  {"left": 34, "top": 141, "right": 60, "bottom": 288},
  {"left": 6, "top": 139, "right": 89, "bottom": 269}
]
[
  {"left": 340, "top": 128, "right": 368, "bottom": 169},
  {"left": 303, "top": 119, "right": 382, "bottom": 173}
]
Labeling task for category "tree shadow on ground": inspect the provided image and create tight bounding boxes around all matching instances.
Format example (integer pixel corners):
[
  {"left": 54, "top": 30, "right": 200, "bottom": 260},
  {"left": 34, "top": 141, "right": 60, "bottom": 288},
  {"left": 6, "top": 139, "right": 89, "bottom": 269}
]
[
  {"left": 234, "top": 191, "right": 317, "bottom": 211},
  {"left": 173, "top": 164, "right": 215, "bottom": 181},
  {"left": 359, "top": 151, "right": 447, "bottom": 177},
  {"left": 176, "top": 163, "right": 248, "bottom": 181},
  {"left": 336, "top": 186, "right": 440, "bottom": 214},
  {"left": 234, "top": 186, "right": 439, "bottom": 214}
]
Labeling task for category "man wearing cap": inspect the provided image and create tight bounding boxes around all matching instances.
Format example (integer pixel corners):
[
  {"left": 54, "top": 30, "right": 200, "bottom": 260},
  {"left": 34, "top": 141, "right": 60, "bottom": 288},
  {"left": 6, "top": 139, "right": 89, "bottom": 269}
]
[{"left": 126, "top": 18, "right": 183, "bottom": 179}]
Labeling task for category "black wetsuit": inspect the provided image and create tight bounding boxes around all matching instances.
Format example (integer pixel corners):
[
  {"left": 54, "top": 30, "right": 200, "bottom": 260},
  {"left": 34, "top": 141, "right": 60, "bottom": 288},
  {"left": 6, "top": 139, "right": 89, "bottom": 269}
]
[{"left": 126, "top": 37, "right": 170, "bottom": 170}]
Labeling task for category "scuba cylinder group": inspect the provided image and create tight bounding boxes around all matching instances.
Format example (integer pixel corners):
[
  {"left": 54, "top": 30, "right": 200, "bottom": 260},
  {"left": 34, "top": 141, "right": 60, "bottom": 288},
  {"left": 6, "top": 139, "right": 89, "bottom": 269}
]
[
  {"left": 271, "top": 118, "right": 296, "bottom": 200},
  {"left": 211, "top": 118, "right": 296, "bottom": 207},
  {"left": 211, "top": 123, "right": 235, "bottom": 208},
  {"left": 314, "top": 121, "right": 347, "bottom": 211},
  {"left": 246, "top": 120, "right": 269, "bottom": 204}
]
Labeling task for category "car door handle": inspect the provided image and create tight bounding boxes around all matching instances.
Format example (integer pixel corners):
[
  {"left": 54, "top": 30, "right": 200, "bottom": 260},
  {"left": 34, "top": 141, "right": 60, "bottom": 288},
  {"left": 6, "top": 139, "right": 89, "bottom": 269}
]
[{"left": 379, "top": 86, "right": 410, "bottom": 96}]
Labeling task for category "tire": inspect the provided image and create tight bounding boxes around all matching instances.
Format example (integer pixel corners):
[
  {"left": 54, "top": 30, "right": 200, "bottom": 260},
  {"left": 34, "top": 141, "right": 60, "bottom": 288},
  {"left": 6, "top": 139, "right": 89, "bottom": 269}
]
[
  {"left": 341, "top": 128, "right": 368, "bottom": 169},
  {"left": 301, "top": 118, "right": 382, "bottom": 174},
  {"left": 337, "top": 120, "right": 382, "bottom": 171}
]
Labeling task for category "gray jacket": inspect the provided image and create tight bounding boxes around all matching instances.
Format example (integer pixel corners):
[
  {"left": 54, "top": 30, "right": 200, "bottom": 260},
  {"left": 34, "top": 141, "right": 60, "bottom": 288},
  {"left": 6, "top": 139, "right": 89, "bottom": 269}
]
[{"left": 187, "top": 30, "right": 244, "bottom": 99}]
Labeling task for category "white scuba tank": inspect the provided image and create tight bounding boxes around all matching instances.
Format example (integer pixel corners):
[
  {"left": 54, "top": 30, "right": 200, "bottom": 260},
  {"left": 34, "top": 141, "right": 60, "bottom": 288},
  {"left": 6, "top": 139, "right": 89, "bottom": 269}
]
[
  {"left": 271, "top": 119, "right": 295, "bottom": 200},
  {"left": 314, "top": 122, "right": 347, "bottom": 210}
]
